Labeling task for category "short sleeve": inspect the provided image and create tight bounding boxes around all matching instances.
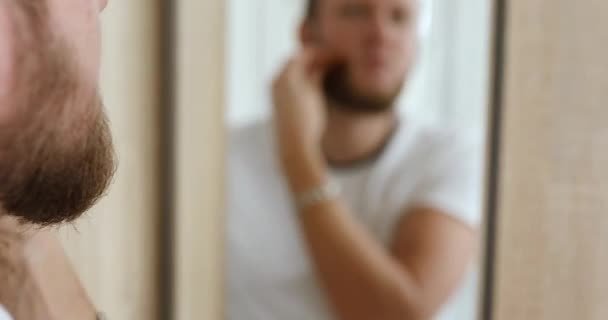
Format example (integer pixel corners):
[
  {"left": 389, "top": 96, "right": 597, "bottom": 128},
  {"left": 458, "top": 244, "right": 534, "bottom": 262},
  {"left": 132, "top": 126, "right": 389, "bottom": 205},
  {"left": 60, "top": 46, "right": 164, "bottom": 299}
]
[{"left": 410, "top": 135, "right": 484, "bottom": 227}]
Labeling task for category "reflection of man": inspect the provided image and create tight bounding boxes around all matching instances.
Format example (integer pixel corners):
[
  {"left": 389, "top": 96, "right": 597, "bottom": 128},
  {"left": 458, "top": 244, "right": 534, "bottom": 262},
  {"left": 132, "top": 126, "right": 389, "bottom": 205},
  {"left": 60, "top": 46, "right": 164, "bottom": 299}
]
[
  {"left": 0, "top": 0, "right": 115, "bottom": 319},
  {"left": 228, "top": 0, "right": 482, "bottom": 319}
]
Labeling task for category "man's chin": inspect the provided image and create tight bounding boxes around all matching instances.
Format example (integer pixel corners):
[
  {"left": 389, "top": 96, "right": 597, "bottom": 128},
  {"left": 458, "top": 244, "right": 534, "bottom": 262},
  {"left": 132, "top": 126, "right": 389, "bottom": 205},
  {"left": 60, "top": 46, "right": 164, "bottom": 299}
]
[
  {"left": 323, "top": 65, "right": 404, "bottom": 113},
  {"left": 0, "top": 110, "right": 116, "bottom": 226},
  {"left": 326, "top": 83, "right": 402, "bottom": 114}
]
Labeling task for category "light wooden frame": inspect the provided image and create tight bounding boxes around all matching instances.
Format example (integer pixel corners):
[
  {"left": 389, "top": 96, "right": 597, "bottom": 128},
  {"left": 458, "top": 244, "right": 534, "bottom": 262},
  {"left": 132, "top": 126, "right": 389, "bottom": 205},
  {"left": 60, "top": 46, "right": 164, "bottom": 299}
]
[
  {"left": 170, "top": 1, "right": 500, "bottom": 319},
  {"left": 172, "top": 0, "right": 227, "bottom": 319},
  {"left": 483, "top": 0, "right": 608, "bottom": 319}
]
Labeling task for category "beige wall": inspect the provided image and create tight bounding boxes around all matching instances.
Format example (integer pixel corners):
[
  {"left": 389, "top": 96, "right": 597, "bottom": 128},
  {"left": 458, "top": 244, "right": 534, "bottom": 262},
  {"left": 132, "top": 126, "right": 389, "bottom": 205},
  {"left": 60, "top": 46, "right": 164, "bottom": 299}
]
[
  {"left": 493, "top": 0, "right": 608, "bottom": 319},
  {"left": 58, "top": 2, "right": 162, "bottom": 320}
]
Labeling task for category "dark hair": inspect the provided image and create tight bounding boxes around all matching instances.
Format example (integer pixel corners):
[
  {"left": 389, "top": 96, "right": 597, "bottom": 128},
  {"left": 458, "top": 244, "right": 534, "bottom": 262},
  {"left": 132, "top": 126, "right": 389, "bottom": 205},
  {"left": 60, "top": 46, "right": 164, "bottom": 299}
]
[{"left": 306, "top": 0, "right": 318, "bottom": 20}]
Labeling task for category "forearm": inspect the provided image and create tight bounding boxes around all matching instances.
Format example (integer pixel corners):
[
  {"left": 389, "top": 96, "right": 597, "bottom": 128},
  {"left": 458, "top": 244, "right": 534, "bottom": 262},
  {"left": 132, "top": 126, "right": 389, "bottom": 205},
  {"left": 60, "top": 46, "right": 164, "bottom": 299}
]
[{"left": 284, "top": 157, "right": 428, "bottom": 320}]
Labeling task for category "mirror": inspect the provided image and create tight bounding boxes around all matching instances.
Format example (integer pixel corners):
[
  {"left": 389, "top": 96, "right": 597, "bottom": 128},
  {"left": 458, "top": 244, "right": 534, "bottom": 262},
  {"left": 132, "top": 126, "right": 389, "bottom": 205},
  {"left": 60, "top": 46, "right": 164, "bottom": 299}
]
[{"left": 225, "top": 0, "right": 493, "bottom": 319}]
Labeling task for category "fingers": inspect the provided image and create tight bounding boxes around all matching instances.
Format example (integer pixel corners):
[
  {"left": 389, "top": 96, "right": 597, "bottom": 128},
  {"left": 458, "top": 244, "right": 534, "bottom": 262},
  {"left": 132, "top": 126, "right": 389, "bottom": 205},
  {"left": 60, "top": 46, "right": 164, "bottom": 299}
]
[
  {"left": 300, "top": 46, "right": 338, "bottom": 68},
  {"left": 288, "top": 46, "right": 342, "bottom": 83},
  {"left": 273, "top": 46, "right": 343, "bottom": 92},
  {"left": 302, "top": 46, "right": 341, "bottom": 73}
]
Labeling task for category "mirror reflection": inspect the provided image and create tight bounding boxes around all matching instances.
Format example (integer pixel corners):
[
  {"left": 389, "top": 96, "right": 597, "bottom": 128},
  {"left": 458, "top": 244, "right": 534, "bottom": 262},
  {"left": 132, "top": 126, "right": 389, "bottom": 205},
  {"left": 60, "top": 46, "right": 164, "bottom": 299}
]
[{"left": 227, "top": 0, "right": 492, "bottom": 319}]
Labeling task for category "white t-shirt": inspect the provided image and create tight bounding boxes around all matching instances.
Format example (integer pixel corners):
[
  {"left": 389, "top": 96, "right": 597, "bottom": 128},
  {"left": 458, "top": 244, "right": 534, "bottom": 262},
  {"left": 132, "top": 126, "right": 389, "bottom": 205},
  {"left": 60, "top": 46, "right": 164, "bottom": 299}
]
[
  {"left": 0, "top": 305, "right": 13, "bottom": 320},
  {"left": 227, "top": 118, "right": 483, "bottom": 320}
]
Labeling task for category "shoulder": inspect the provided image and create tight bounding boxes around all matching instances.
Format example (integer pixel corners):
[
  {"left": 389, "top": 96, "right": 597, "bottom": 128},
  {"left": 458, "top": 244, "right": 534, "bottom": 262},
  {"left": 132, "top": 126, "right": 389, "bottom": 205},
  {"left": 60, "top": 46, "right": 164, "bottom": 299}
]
[
  {"left": 413, "top": 123, "right": 481, "bottom": 153},
  {"left": 411, "top": 125, "right": 484, "bottom": 226},
  {"left": 405, "top": 122, "right": 483, "bottom": 170},
  {"left": 382, "top": 121, "right": 482, "bottom": 176},
  {"left": 383, "top": 121, "right": 484, "bottom": 227}
]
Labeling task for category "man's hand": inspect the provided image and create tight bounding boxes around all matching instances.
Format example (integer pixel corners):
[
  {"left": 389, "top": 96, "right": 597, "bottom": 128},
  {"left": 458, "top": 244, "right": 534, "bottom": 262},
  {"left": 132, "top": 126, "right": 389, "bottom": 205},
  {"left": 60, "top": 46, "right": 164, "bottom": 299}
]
[
  {"left": 0, "top": 216, "right": 51, "bottom": 319},
  {"left": 272, "top": 48, "right": 338, "bottom": 162},
  {"left": 272, "top": 47, "right": 338, "bottom": 192}
]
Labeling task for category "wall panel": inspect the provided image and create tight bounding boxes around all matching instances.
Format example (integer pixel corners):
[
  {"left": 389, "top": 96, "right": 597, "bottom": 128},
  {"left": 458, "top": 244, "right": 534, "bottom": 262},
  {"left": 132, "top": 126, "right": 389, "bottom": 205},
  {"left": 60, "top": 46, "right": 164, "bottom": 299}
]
[{"left": 493, "top": 1, "right": 608, "bottom": 319}]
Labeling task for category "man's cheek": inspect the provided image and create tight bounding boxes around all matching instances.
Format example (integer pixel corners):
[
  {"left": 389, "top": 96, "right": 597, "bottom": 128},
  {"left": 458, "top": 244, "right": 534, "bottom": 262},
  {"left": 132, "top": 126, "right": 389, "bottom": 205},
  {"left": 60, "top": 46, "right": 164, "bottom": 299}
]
[{"left": 47, "top": 0, "right": 102, "bottom": 86}]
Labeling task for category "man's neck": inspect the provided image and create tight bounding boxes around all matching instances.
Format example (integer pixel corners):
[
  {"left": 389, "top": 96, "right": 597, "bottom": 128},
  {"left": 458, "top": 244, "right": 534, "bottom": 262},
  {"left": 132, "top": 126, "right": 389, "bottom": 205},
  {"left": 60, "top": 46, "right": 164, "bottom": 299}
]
[{"left": 322, "top": 107, "right": 398, "bottom": 167}]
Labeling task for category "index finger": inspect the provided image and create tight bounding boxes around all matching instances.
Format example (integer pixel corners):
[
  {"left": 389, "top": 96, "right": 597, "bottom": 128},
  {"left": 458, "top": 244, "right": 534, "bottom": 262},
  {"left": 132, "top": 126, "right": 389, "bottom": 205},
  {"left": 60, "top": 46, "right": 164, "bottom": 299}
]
[{"left": 297, "top": 46, "right": 342, "bottom": 79}]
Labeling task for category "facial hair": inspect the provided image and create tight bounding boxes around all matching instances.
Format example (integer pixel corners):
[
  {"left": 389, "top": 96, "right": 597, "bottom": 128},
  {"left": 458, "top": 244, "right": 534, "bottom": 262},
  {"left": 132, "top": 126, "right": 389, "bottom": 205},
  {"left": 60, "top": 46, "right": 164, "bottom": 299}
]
[
  {"left": 322, "top": 63, "right": 405, "bottom": 114},
  {"left": 0, "top": 0, "right": 116, "bottom": 226}
]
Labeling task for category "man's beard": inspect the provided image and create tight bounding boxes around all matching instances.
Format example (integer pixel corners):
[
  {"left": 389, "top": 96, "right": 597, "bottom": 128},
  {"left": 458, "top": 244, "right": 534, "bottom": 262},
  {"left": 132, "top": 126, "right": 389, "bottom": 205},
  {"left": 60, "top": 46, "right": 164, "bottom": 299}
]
[
  {"left": 0, "top": 0, "right": 116, "bottom": 226},
  {"left": 322, "top": 63, "right": 404, "bottom": 114}
]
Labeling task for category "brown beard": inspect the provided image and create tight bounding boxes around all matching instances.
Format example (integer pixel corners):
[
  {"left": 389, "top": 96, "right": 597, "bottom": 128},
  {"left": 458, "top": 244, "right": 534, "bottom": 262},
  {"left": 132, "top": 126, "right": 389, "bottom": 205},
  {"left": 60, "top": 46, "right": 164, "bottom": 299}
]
[
  {"left": 0, "top": 0, "right": 116, "bottom": 226},
  {"left": 322, "top": 63, "right": 404, "bottom": 114}
]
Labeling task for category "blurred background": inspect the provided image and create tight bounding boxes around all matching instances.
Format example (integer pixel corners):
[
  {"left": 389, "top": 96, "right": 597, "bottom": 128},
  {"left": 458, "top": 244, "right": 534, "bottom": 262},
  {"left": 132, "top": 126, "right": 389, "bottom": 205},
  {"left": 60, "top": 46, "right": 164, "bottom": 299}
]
[
  {"left": 227, "top": 0, "right": 491, "bottom": 140},
  {"left": 226, "top": 1, "right": 491, "bottom": 318}
]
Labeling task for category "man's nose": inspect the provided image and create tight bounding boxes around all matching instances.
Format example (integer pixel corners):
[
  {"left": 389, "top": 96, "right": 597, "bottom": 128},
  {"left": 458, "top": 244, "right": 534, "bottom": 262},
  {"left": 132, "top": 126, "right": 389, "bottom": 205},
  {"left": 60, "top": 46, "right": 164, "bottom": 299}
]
[{"left": 367, "top": 15, "right": 391, "bottom": 45}]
